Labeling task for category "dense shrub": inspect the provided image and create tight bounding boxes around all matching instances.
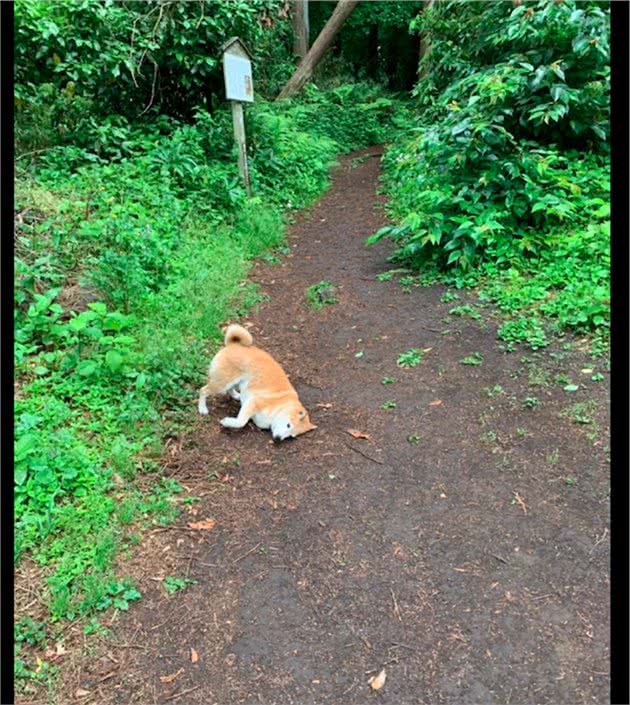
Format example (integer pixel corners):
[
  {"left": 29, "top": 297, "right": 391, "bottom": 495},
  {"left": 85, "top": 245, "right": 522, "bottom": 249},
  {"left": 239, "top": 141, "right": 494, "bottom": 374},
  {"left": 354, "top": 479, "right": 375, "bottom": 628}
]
[
  {"left": 370, "top": 0, "right": 610, "bottom": 334},
  {"left": 15, "top": 0, "right": 295, "bottom": 152}
]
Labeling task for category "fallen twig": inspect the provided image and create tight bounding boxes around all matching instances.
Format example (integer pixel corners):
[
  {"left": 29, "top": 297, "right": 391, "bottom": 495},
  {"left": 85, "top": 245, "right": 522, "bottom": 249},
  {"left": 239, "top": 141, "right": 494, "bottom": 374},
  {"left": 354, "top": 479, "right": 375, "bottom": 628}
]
[
  {"left": 343, "top": 441, "right": 384, "bottom": 465},
  {"left": 390, "top": 588, "right": 402, "bottom": 622},
  {"left": 232, "top": 542, "right": 261, "bottom": 564},
  {"left": 390, "top": 641, "right": 418, "bottom": 652},
  {"left": 165, "top": 685, "right": 201, "bottom": 702},
  {"left": 491, "top": 554, "right": 509, "bottom": 565}
]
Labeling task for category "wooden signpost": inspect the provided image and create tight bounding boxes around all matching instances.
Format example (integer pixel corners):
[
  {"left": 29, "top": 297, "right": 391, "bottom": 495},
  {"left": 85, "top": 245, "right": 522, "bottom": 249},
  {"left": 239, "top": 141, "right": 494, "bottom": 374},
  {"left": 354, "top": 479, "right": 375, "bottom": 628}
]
[{"left": 221, "top": 37, "right": 254, "bottom": 196}]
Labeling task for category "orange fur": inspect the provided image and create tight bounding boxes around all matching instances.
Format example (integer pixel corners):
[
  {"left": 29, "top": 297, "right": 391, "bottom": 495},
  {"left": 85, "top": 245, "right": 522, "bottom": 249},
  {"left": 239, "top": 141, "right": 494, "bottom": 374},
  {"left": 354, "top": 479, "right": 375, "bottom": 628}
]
[{"left": 198, "top": 324, "right": 316, "bottom": 441}]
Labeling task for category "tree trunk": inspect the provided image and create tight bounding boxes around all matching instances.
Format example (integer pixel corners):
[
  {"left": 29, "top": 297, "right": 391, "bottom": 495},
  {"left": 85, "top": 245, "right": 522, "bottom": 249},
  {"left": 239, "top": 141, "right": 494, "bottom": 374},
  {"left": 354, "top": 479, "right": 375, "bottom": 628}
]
[
  {"left": 418, "top": 0, "right": 436, "bottom": 79},
  {"left": 292, "top": 0, "right": 309, "bottom": 59},
  {"left": 277, "top": 0, "right": 359, "bottom": 100}
]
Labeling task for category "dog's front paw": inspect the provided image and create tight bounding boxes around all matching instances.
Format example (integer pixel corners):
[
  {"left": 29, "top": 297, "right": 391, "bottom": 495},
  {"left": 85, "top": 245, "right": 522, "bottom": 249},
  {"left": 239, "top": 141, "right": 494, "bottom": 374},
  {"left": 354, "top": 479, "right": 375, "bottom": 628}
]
[
  {"left": 220, "top": 416, "right": 237, "bottom": 428},
  {"left": 198, "top": 400, "right": 209, "bottom": 415}
]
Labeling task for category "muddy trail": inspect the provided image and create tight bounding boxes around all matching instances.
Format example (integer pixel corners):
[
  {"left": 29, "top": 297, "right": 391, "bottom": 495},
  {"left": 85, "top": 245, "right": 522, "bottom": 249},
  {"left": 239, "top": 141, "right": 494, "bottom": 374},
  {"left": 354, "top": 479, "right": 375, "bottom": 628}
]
[{"left": 57, "top": 149, "right": 609, "bottom": 705}]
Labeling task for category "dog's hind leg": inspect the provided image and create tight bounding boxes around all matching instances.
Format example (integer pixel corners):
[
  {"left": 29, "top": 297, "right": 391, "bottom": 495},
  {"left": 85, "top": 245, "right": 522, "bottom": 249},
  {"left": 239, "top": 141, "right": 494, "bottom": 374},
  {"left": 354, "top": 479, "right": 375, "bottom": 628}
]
[
  {"left": 220, "top": 400, "right": 256, "bottom": 430},
  {"left": 229, "top": 387, "right": 241, "bottom": 401}
]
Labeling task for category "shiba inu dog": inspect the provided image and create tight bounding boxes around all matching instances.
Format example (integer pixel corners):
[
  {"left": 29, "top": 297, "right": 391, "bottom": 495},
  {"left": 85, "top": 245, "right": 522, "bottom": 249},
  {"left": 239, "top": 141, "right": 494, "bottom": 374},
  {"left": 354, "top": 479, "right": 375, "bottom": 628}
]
[{"left": 198, "top": 324, "right": 317, "bottom": 442}]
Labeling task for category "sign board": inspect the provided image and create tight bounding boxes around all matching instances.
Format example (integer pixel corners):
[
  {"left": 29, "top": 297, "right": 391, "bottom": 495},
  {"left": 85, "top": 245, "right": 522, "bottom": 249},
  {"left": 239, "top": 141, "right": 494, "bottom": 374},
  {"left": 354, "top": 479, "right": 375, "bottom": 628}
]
[
  {"left": 220, "top": 37, "right": 253, "bottom": 195},
  {"left": 223, "top": 53, "right": 254, "bottom": 103}
]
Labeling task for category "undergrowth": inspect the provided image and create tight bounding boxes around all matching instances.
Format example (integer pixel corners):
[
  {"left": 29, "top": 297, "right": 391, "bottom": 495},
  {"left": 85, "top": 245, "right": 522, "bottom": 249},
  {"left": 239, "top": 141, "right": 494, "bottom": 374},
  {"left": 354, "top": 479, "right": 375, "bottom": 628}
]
[
  {"left": 370, "top": 0, "right": 610, "bottom": 349},
  {"left": 14, "top": 80, "right": 404, "bottom": 687}
]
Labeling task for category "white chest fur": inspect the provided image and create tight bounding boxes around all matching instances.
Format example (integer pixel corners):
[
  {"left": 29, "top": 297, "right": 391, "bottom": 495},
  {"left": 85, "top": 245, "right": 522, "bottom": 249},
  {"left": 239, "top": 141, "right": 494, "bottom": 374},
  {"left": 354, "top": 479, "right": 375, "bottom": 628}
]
[{"left": 251, "top": 411, "right": 273, "bottom": 430}]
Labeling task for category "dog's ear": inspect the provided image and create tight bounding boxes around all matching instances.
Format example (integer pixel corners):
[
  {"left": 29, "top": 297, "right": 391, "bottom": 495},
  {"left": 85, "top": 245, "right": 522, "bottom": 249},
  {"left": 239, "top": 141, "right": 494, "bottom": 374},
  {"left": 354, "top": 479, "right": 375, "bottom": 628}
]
[{"left": 305, "top": 421, "right": 317, "bottom": 431}]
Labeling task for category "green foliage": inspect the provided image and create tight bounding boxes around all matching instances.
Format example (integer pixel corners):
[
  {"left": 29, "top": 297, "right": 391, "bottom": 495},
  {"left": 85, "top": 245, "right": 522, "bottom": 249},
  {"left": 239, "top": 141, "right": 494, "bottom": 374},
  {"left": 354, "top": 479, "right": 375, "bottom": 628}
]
[
  {"left": 523, "top": 396, "right": 541, "bottom": 409},
  {"left": 163, "top": 576, "right": 197, "bottom": 594},
  {"left": 460, "top": 352, "right": 484, "bottom": 366},
  {"left": 14, "top": 73, "right": 400, "bottom": 650},
  {"left": 370, "top": 0, "right": 610, "bottom": 339},
  {"left": 397, "top": 349, "right": 424, "bottom": 367},
  {"left": 15, "top": 0, "right": 294, "bottom": 146},
  {"left": 497, "top": 317, "right": 548, "bottom": 350},
  {"left": 306, "top": 281, "right": 338, "bottom": 310},
  {"left": 309, "top": 1, "right": 423, "bottom": 90},
  {"left": 273, "top": 83, "right": 408, "bottom": 155},
  {"left": 449, "top": 304, "right": 481, "bottom": 321}
]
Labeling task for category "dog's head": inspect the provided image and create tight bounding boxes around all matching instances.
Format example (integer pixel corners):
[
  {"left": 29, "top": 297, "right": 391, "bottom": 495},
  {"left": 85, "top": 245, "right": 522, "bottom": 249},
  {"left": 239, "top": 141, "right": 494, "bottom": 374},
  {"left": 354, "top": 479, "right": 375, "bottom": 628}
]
[{"left": 271, "top": 405, "right": 317, "bottom": 442}]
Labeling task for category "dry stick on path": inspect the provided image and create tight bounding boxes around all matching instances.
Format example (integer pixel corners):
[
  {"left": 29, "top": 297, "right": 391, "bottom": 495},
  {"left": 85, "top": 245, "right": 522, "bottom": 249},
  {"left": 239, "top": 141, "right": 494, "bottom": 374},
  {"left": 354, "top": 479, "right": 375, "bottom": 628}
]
[
  {"left": 277, "top": 0, "right": 359, "bottom": 99},
  {"left": 343, "top": 440, "right": 385, "bottom": 465}
]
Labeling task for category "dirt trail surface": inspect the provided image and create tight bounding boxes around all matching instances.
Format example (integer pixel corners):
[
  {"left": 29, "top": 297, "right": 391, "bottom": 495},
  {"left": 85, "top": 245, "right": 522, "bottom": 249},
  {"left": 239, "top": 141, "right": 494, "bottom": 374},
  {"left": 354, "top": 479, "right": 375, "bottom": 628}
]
[{"left": 59, "top": 149, "right": 609, "bottom": 704}]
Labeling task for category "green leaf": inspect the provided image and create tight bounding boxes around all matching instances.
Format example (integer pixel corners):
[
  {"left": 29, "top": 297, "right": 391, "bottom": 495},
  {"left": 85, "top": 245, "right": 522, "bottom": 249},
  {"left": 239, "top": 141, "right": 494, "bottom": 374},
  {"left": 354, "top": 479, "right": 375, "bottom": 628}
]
[
  {"left": 105, "top": 350, "right": 124, "bottom": 373},
  {"left": 76, "top": 359, "right": 98, "bottom": 376}
]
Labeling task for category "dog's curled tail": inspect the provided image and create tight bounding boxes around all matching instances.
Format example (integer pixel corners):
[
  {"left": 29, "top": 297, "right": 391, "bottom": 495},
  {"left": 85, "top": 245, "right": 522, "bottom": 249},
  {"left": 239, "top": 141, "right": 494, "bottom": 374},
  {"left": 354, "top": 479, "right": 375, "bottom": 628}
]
[{"left": 224, "top": 323, "right": 253, "bottom": 347}]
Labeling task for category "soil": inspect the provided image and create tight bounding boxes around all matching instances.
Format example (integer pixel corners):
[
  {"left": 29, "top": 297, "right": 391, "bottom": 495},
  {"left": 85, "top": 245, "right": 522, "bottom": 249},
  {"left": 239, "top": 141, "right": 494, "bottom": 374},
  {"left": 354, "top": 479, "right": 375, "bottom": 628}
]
[{"left": 37, "top": 149, "right": 610, "bottom": 705}]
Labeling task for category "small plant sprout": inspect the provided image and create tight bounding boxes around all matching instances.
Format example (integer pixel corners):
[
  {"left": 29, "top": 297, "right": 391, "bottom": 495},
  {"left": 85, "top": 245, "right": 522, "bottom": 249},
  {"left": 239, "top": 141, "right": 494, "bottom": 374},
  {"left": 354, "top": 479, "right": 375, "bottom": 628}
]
[
  {"left": 547, "top": 450, "right": 560, "bottom": 464},
  {"left": 381, "top": 400, "right": 397, "bottom": 410},
  {"left": 441, "top": 290, "right": 460, "bottom": 303},
  {"left": 407, "top": 434, "right": 421, "bottom": 444},
  {"left": 397, "top": 348, "right": 424, "bottom": 367},
  {"left": 460, "top": 352, "right": 483, "bottom": 366},
  {"left": 381, "top": 376, "right": 396, "bottom": 385},
  {"left": 449, "top": 304, "right": 481, "bottom": 320},
  {"left": 306, "top": 281, "right": 338, "bottom": 310},
  {"left": 523, "top": 396, "right": 540, "bottom": 408},
  {"left": 484, "top": 384, "right": 504, "bottom": 398},
  {"left": 163, "top": 576, "right": 197, "bottom": 594}
]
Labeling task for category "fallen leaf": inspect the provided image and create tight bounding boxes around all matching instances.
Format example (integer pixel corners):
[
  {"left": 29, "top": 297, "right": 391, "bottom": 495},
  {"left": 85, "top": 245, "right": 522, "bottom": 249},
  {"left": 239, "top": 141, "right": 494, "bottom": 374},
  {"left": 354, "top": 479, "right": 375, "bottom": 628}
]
[
  {"left": 186, "top": 518, "right": 216, "bottom": 531},
  {"left": 422, "top": 347, "right": 433, "bottom": 353},
  {"left": 581, "top": 368, "right": 593, "bottom": 374},
  {"left": 75, "top": 688, "right": 91, "bottom": 698},
  {"left": 429, "top": 399, "right": 443, "bottom": 406},
  {"left": 316, "top": 402, "right": 333, "bottom": 409},
  {"left": 47, "top": 642, "right": 68, "bottom": 660},
  {"left": 512, "top": 491, "right": 528, "bottom": 514},
  {"left": 368, "top": 669, "right": 387, "bottom": 690},
  {"left": 160, "top": 668, "right": 184, "bottom": 683},
  {"left": 190, "top": 648, "right": 199, "bottom": 663},
  {"left": 346, "top": 429, "right": 371, "bottom": 440}
]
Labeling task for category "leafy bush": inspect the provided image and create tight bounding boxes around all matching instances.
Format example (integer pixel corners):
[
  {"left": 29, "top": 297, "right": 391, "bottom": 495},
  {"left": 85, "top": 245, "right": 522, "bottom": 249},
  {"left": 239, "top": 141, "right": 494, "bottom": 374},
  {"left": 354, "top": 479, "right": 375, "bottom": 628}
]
[
  {"left": 15, "top": 0, "right": 295, "bottom": 145},
  {"left": 370, "top": 0, "right": 610, "bottom": 335}
]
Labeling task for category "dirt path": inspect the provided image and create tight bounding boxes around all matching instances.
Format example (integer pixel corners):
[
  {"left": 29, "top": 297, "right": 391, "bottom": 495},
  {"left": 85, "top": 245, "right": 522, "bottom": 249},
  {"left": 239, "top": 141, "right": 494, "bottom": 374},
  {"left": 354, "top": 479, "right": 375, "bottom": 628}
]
[{"left": 62, "top": 149, "right": 609, "bottom": 704}]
